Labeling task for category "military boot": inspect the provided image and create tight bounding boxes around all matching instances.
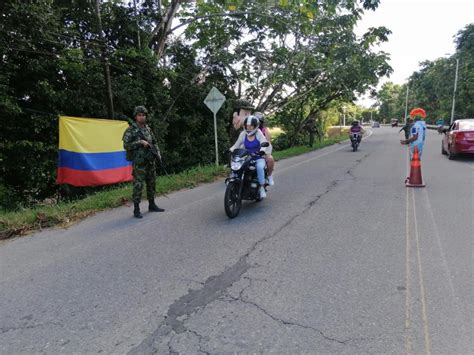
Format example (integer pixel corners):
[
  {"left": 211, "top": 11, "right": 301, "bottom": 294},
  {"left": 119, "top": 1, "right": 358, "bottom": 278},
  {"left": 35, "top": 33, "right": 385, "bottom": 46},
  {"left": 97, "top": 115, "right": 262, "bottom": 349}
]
[
  {"left": 149, "top": 200, "right": 165, "bottom": 212},
  {"left": 133, "top": 203, "right": 143, "bottom": 218}
]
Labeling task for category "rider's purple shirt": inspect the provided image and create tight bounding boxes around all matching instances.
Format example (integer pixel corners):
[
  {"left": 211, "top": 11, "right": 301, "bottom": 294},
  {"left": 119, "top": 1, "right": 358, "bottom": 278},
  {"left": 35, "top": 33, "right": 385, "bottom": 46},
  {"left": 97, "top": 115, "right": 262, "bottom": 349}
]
[{"left": 350, "top": 125, "right": 362, "bottom": 134}]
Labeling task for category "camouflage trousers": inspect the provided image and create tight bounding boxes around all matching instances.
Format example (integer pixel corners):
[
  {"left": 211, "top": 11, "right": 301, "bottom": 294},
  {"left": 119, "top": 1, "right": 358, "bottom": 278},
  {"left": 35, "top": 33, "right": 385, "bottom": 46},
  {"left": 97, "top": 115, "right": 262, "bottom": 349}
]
[{"left": 132, "top": 160, "right": 156, "bottom": 203}]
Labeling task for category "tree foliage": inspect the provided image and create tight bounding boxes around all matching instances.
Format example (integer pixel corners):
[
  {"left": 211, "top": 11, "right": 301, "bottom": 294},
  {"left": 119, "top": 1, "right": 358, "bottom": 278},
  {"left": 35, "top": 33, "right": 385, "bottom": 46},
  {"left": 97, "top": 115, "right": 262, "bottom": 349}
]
[
  {"left": 0, "top": 0, "right": 391, "bottom": 210},
  {"left": 376, "top": 82, "right": 404, "bottom": 121},
  {"left": 375, "top": 24, "right": 474, "bottom": 124}
]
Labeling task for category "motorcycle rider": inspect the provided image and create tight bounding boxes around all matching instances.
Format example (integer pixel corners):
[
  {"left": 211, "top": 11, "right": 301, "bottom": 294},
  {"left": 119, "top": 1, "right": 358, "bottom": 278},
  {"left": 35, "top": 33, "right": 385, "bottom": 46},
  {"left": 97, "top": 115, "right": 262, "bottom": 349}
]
[
  {"left": 254, "top": 112, "right": 275, "bottom": 186},
  {"left": 230, "top": 115, "right": 270, "bottom": 198},
  {"left": 349, "top": 120, "right": 364, "bottom": 143}
]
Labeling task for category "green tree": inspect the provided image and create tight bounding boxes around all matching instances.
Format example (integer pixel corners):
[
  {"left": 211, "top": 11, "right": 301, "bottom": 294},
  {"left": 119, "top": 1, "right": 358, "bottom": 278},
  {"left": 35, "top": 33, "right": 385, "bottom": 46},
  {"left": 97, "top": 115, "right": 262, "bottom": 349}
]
[
  {"left": 182, "top": 0, "right": 390, "bottom": 112},
  {"left": 454, "top": 24, "right": 474, "bottom": 119},
  {"left": 0, "top": 1, "right": 65, "bottom": 208},
  {"left": 0, "top": 1, "right": 232, "bottom": 209},
  {"left": 0, "top": 0, "right": 395, "bottom": 209},
  {"left": 376, "top": 82, "right": 404, "bottom": 121},
  {"left": 379, "top": 24, "right": 474, "bottom": 125}
]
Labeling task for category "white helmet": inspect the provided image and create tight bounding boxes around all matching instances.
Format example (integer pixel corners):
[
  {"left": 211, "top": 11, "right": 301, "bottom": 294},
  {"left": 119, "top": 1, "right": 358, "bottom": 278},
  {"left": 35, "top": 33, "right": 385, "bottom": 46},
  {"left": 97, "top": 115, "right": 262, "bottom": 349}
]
[
  {"left": 254, "top": 112, "right": 265, "bottom": 124},
  {"left": 244, "top": 115, "right": 260, "bottom": 136}
]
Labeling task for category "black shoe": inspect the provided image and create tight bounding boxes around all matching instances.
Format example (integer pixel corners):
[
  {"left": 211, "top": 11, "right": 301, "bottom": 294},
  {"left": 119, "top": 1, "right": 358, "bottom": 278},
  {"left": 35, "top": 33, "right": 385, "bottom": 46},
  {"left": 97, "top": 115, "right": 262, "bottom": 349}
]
[
  {"left": 133, "top": 203, "right": 143, "bottom": 218},
  {"left": 148, "top": 200, "right": 165, "bottom": 212}
]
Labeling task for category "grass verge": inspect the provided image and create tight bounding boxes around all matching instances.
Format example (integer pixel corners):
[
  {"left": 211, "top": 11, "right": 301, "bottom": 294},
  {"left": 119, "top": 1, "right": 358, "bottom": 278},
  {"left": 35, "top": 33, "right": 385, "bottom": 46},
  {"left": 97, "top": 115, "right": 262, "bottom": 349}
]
[
  {"left": 273, "top": 134, "right": 348, "bottom": 160},
  {"left": 0, "top": 134, "right": 349, "bottom": 240},
  {"left": 0, "top": 165, "right": 227, "bottom": 240}
]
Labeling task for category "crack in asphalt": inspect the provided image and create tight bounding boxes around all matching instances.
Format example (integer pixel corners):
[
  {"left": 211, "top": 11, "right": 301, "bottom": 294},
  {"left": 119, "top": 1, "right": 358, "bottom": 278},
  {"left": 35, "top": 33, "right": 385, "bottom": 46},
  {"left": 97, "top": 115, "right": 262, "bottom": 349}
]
[
  {"left": 186, "top": 328, "right": 210, "bottom": 355},
  {"left": 128, "top": 257, "right": 250, "bottom": 354},
  {"left": 342, "top": 154, "right": 369, "bottom": 182},
  {"left": 167, "top": 333, "right": 177, "bottom": 355},
  {"left": 127, "top": 319, "right": 168, "bottom": 355},
  {"left": 220, "top": 276, "right": 362, "bottom": 347},
  {"left": 165, "top": 318, "right": 209, "bottom": 355},
  {"left": 0, "top": 321, "right": 63, "bottom": 335},
  {"left": 129, "top": 151, "right": 371, "bottom": 354},
  {"left": 221, "top": 295, "right": 351, "bottom": 345}
]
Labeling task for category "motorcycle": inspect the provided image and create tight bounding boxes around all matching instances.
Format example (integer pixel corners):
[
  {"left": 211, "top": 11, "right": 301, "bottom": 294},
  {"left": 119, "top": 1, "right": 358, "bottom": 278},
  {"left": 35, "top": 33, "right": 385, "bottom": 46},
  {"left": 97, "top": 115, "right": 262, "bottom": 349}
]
[
  {"left": 224, "top": 142, "right": 269, "bottom": 218},
  {"left": 350, "top": 133, "right": 361, "bottom": 152}
]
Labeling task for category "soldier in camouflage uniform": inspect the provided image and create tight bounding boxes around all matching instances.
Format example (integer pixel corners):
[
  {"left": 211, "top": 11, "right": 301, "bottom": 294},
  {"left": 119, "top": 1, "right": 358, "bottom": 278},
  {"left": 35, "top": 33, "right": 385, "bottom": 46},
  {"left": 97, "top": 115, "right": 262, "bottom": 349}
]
[{"left": 123, "top": 106, "right": 165, "bottom": 218}]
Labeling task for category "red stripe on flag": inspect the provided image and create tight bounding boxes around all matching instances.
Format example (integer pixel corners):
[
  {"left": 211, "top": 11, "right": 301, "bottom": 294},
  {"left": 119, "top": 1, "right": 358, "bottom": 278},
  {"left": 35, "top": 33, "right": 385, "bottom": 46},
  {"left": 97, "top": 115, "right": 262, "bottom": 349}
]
[{"left": 56, "top": 165, "right": 133, "bottom": 186}]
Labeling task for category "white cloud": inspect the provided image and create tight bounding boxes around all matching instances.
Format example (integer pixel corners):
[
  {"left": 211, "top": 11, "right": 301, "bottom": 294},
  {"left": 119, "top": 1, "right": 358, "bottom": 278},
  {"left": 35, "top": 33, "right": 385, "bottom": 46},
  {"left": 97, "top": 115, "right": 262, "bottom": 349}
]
[{"left": 355, "top": 0, "right": 473, "bottom": 106}]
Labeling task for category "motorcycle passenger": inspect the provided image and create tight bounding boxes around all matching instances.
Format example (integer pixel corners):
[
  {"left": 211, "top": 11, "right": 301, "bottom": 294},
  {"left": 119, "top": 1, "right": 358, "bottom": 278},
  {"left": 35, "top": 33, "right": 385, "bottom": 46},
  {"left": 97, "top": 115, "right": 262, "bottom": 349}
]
[
  {"left": 349, "top": 120, "right": 363, "bottom": 143},
  {"left": 254, "top": 112, "right": 275, "bottom": 186},
  {"left": 230, "top": 115, "right": 270, "bottom": 198}
]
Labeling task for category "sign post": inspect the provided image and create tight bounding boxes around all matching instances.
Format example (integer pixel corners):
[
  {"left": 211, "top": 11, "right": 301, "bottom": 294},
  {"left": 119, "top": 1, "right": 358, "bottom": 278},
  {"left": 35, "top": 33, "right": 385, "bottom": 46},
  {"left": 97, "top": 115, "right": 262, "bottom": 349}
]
[
  {"left": 204, "top": 87, "right": 226, "bottom": 166},
  {"left": 450, "top": 58, "right": 459, "bottom": 124}
]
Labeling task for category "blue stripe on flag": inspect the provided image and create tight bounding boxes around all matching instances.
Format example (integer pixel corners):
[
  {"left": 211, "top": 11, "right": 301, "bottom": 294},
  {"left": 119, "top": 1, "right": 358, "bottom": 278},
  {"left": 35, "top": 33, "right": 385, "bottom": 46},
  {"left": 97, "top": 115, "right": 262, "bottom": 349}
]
[{"left": 58, "top": 149, "right": 130, "bottom": 171}]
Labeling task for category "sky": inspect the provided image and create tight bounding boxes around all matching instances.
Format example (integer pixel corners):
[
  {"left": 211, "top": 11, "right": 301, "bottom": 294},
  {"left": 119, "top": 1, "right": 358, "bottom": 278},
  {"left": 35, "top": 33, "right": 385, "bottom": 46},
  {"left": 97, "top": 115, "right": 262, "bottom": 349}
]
[{"left": 355, "top": 0, "right": 474, "bottom": 107}]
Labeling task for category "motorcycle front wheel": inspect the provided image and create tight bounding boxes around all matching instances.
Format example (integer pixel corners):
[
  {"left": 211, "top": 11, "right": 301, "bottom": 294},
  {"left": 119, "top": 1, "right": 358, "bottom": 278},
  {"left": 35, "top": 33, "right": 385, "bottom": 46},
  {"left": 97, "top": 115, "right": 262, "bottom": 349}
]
[
  {"left": 352, "top": 141, "right": 357, "bottom": 152},
  {"left": 224, "top": 182, "right": 242, "bottom": 218}
]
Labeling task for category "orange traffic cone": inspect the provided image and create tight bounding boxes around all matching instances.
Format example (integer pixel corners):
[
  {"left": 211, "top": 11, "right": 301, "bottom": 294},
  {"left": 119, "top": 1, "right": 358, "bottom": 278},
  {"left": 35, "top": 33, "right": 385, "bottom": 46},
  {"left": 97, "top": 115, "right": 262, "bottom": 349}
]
[{"left": 405, "top": 146, "right": 425, "bottom": 187}]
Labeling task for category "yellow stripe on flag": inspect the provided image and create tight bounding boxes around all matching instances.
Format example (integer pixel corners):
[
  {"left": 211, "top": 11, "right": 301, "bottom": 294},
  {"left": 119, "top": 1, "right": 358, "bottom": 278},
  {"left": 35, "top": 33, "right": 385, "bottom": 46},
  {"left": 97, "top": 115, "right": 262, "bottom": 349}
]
[{"left": 59, "top": 116, "right": 129, "bottom": 153}]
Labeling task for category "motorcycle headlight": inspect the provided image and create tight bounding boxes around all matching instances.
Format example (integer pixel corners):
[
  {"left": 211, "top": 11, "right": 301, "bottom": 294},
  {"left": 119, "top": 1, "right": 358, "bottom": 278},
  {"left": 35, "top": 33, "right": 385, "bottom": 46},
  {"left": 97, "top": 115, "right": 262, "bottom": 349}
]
[{"left": 231, "top": 158, "right": 244, "bottom": 171}]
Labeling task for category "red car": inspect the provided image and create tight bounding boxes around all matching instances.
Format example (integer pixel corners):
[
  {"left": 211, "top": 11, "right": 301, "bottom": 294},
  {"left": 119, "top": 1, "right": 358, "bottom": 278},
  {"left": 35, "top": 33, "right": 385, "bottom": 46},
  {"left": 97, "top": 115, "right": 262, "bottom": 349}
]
[{"left": 441, "top": 119, "right": 474, "bottom": 159}]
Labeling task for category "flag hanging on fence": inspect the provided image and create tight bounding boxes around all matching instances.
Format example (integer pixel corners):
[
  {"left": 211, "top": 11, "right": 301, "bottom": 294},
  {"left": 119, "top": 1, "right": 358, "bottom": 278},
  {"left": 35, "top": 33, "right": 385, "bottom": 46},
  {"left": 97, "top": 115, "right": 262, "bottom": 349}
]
[{"left": 56, "top": 116, "right": 132, "bottom": 186}]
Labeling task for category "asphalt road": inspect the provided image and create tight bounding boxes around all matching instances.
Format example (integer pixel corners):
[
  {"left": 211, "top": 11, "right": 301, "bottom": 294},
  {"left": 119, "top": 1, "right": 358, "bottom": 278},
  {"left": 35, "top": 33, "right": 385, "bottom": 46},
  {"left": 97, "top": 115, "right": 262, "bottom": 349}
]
[{"left": 1, "top": 127, "right": 472, "bottom": 354}]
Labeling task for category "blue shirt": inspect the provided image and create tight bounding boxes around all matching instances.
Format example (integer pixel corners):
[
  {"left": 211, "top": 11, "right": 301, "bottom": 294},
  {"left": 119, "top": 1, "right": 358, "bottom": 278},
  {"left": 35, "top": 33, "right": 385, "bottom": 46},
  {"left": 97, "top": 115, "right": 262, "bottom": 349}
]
[
  {"left": 244, "top": 135, "right": 261, "bottom": 155},
  {"left": 410, "top": 121, "right": 426, "bottom": 145}
]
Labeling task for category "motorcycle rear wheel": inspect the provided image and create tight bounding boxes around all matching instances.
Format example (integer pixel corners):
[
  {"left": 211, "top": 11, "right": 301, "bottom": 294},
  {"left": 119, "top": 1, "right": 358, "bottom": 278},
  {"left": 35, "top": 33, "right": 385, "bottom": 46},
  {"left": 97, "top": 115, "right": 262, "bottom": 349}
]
[{"left": 224, "top": 182, "right": 242, "bottom": 218}]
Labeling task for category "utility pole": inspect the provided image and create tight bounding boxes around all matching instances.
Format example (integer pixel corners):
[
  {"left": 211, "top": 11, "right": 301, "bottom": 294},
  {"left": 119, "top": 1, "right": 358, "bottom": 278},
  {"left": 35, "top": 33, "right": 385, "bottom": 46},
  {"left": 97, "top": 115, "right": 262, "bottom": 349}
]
[
  {"left": 339, "top": 112, "right": 342, "bottom": 135},
  {"left": 343, "top": 105, "right": 346, "bottom": 127},
  {"left": 95, "top": 0, "right": 115, "bottom": 119},
  {"left": 133, "top": 0, "right": 141, "bottom": 50},
  {"left": 404, "top": 85, "right": 409, "bottom": 124},
  {"left": 450, "top": 58, "right": 459, "bottom": 124}
]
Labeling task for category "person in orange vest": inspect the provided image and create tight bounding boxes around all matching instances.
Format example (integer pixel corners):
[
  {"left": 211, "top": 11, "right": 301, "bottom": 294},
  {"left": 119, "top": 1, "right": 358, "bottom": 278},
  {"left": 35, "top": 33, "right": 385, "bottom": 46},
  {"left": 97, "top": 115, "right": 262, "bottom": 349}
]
[{"left": 400, "top": 115, "right": 426, "bottom": 160}]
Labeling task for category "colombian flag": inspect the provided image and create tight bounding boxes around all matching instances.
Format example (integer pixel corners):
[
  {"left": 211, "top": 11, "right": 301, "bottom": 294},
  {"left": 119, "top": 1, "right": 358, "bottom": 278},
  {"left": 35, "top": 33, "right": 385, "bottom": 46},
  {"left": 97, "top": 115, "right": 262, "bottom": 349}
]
[{"left": 56, "top": 116, "right": 133, "bottom": 186}]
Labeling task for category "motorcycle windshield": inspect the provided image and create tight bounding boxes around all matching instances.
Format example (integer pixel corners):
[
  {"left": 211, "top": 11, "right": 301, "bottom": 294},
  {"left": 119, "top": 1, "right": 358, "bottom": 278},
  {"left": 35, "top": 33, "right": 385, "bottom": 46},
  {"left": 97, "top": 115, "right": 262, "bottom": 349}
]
[{"left": 231, "top": 148, "right": 249, "bottom": 158}]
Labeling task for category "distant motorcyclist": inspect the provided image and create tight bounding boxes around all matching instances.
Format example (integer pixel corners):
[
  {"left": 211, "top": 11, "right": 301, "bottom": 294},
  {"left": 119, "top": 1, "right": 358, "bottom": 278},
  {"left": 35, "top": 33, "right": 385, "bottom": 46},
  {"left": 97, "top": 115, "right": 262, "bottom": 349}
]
[
  {"left": 349, "top": 120, "right": 363, "bottom": 143},
  {"left": 230, "top": 115, "right": 270, "bottom": 198},
  {"left": 436, "top": 118, "right": 445, "bottom": 134}
]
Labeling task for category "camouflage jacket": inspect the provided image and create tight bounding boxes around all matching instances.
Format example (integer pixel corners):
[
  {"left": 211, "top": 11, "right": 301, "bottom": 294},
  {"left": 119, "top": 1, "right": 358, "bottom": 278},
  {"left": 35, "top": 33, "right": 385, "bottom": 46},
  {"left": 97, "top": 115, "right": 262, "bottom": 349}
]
[{"left": 122, "top": 123, "right": 160, "bottom": 164}]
